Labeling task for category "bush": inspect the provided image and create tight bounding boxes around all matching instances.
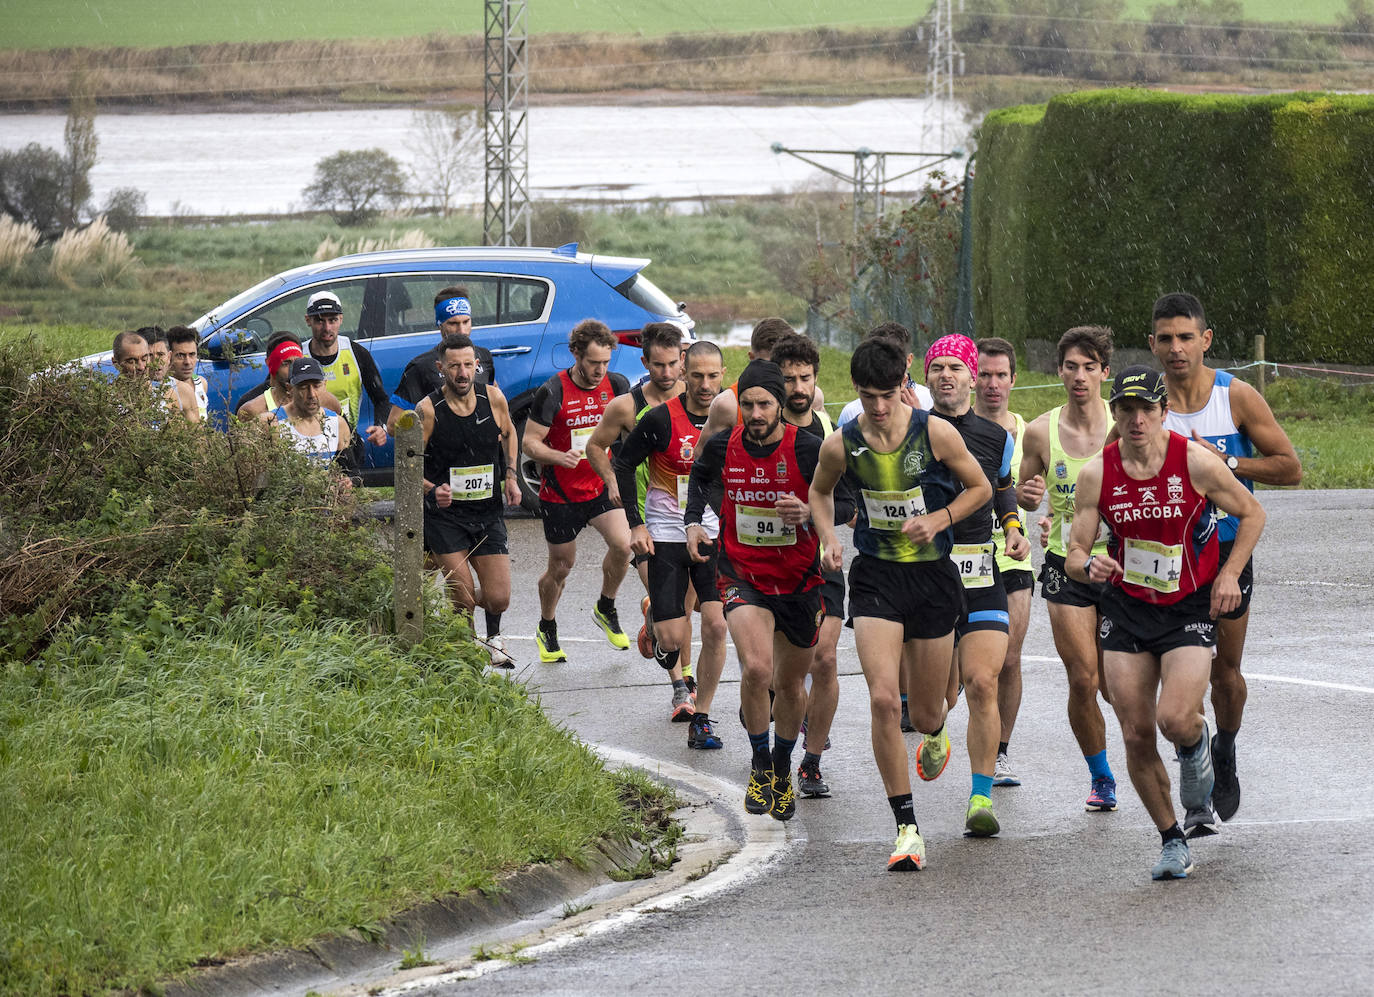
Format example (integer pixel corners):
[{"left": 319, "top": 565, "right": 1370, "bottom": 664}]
[
  {"left": 0, "top": 143, "right": 68, "bottom": 236},
  {"left": 101, "top": 185, "right": 146, "bottom": 232},
  {"left": 972, "top": 89, "right": 1374, "bottom": 364},
  {"left": 0, "top": 337, "right": 389, "bottom": 659},
  {"left": 302, "top": 148, "right": 408, "bottom": 226}
]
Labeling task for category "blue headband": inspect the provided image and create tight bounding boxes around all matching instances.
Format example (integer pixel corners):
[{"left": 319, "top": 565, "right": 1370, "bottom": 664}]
[{"left": 436, "top": 297, "right": 471, "bottom": 326}]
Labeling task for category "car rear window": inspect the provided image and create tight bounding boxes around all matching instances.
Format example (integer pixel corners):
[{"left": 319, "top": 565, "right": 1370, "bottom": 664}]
[{"left": 615, "top": 272, "right": 679, "bottom": 319}]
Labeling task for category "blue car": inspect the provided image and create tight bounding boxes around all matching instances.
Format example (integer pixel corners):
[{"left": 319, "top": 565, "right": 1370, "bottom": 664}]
[{"left": 171, "top": 243, "right": 693, "bottom": 503}]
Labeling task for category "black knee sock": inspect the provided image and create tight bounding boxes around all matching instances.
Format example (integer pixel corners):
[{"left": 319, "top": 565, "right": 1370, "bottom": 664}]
[
  {"left": 1215, "top": 727, "right": 1237, "bottom": 756},
  {"left": 998, "top": 740, "right": 1010, "bottom": 756},
  {"left": 1161, "top": 823, "right": 1185, "bottom": 845},
  {"left": 596, "top": 594, "right": 615, "bottom": 614},
  {"left": 770, "top": 734, "right": 797, "bottom": 778},
  {"left": 889, "top": 793, "right": 916, "bottom": 830},
  {"left": 484, "top": 610, "right": 502, "bottom": 638},
  {"left": 539, "top": 617, "right": 556, "bottom": 636}
]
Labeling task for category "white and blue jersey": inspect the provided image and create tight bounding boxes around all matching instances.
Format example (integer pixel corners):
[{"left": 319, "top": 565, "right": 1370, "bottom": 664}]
[
  {"left": 274, "top": 406, "right": 343, "bottom": 465},
  {"left": 1163, "top": 370, "right": 1252, "bottom": 542}
]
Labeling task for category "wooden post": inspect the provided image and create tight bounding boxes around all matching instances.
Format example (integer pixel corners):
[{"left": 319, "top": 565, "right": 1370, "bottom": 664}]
[
  {"left": 393, "top": 410, "right": 424, "bottom": 647},
  {"left": 1254, "top": 333, "right": 1267, "bottom": 397}
]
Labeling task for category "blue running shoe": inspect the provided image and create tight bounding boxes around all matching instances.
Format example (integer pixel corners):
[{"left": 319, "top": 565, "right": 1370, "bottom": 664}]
[
  {"left": 1086, "top": 776, "right": 1117, "bottom": 812},
  {"left": 1178, "top": 719, "right": 1214, "bottom": 813}
]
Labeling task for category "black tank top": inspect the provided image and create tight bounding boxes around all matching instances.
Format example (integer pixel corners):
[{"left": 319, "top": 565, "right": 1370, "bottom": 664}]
[{"left": 424, "top": 384, "right": 504, "bottom": 519}]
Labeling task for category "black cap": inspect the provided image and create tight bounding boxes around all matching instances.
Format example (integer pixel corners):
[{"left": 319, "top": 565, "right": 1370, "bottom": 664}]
[
  {"left": 736, "top": 359, "right": 786, "bottom": 407},
  {"left": 1109, "top": 364, "right": 1167, "bottom": 404},
  {"left": 305, "top": 291, "right": 343, "bottom": 316},
  {"left": 288, "top": 356, "right": 327, "bottom": 385}
]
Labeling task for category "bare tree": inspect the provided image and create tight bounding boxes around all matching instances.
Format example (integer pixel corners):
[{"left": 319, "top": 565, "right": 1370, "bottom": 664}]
[
  {"left": 406, "top": 109, "right": 481, "bottom": 217},
  {"left": 61, "top": 79, "right": 98, "bottom": 229}
]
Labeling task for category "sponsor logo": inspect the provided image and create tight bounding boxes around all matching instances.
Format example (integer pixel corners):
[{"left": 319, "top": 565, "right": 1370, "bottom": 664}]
[
  {"left": 1098, "top": 617, "right": 1113, "bottom": 638},
  {"left": 903, "top": 449, "right": 924, "bottom": 476},
  {"left": 814, "top": 608, "right": 823, "bottom": 628},
  {"left": 1043, "top": 564, "right": 1062, "bottom": 596},
  {"left": 1054, "top": 459, "right": 1067, "bottom": 480},
  {"left": 475, "top": 416, "right": 491, "bottom": 425},
  {"left": 1183, "top": 620, "right": 1215, "bottom": 638},
  {"left": 729, "top": 488, "right": 791, "bottom": 503},
  {"left": 1112, "top": 484, "right": 1128, "bottom": 497},
  {"left": 849, "top": 446, "right": 870, "bottom": 457},
  {"left": 600, "top": 391, "right": 608, "bottom": 401},
  {"left": 777, "top": 460, "right": 788, "bottom": 476},
  {"left": 678, "top": 435, "right": 695, "bottom": 461},
  {"left": 1139, "top": 486, "right": 1158, "bottom": 505},
  {"left": 723, "top": 586, "right": 741, "bottom": 604},
  {"left": 1110, "top": 504, "right": 1184, "bottom": 523},
  {"left": 1167, "top": 474, "right": 1184, "bottom": 503}
]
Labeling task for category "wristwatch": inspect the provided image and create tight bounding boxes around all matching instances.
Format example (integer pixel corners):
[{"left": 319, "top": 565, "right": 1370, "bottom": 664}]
[{"left": 1225, "top": 454, "right": 1239, "bottom": 472}]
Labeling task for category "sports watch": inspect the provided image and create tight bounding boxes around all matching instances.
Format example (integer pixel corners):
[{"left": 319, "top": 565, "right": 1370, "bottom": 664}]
[{"left": 1225, "top": 454, "right": 1239, "bottom": 472}]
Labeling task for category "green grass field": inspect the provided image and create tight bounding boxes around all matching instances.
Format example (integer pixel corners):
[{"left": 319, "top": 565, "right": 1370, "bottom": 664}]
[{"left": 0, "top": 0, "right": 1349, "bottom": 51}]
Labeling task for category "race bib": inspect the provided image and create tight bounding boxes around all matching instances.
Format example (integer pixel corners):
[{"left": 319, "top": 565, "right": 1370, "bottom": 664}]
[
  {"left": 677, "top": 473, "right": 691, "bottom": 512},
  {"left": 952, "top": 542, "right": 996, "bottom": 589},
  {"left": 569, "top": 426, "right": 594, "bottom": 460},
  {"left": 449, "top": 464, "right": 494, "bottom": 501},
  {"left": 1122, "top": 538, "right": 1183, "bottom": 594},
  {"left": 735, "top": 504, "right": 796, "bottom": 546},
  {"left": 861, "top": 486, "right": 926, "bottom": 531}
]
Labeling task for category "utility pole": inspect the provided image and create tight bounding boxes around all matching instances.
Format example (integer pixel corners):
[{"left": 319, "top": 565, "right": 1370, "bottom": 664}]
[
  {"left": 771, "top": 143, "right": 963, "bottom": 240},
  {"left": 925, "top": 0, "right": 965, "bottom": 146},
  {"left": 483, "top": 0, "right": 531, "bottom": 247}
]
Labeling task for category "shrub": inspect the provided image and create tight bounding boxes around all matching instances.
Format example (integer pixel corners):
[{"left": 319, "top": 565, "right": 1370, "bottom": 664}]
[
  {"left": 101, "top": 185, "right": 146, "bottom": 232},
  {"left": 48, "top": 215, "right": 138, "bottom": 287}
]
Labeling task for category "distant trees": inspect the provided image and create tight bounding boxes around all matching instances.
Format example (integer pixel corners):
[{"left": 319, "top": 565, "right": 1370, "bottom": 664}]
[
  {"left": 406, "top": 109, "right": 481, "bottom": 217},
  {"left": 302, "top": 149, "right": 408, "bottom": 226}
]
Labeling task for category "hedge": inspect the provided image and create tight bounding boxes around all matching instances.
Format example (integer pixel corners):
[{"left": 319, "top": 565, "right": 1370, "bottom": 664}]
[{"left": 973, "top": 89, "right": 1374, "bottom": 364}]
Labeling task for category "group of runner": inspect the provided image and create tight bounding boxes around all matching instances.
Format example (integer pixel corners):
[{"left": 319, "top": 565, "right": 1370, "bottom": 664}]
[{"left": 412, "top": 289, "right": 1299, "bottom": 882}]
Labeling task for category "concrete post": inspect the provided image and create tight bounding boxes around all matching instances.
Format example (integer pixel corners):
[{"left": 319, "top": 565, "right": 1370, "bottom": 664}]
[
  {"left": 1255, "top": 333, "right": 1267, "bottom": 397},
  {"left": 393, "top": 410, "right": 424, "bottom": 647}
]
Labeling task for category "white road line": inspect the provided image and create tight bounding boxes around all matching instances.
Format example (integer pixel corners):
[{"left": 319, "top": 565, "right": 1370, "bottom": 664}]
[
  {"left": 387, "top": 745, "right": 798, "bottom": 993},
  {"left": 1246, "top": 672, "right": 1374, "bottom": 694}
]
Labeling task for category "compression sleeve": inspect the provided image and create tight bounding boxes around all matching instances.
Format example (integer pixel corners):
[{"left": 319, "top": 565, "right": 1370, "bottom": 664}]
[
  {"left": 685, "top": 431, "right": 729, "bottom": 527},
  {"left": 612, "top": 405, "right": 672, "bottom": 529},
  {"left": 995, "top": 431, "right": 1020, "bottom": 529}
]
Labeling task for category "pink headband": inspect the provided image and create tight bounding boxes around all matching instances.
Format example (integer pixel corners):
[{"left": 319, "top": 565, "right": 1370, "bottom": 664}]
[{"left": 924, "top": 334, "right": 979, "bottom": 379}]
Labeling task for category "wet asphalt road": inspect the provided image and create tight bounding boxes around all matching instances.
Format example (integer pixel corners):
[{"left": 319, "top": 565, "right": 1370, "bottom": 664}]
[{"left": 432, "top": 490, "right": 1374, "bottom": 996}]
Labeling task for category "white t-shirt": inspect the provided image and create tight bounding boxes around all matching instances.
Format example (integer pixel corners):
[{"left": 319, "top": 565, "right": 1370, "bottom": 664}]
[{"left": 838, "top": 379, "right": 933, "bottom": 426}]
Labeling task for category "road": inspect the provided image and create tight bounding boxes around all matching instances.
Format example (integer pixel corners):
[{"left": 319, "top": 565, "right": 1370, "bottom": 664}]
[{"left": 422, "top": 489, "right": 1374, "bottom": 996}]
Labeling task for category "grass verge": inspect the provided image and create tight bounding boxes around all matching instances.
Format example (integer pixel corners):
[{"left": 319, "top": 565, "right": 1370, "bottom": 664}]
[{"left": 0, "top": 609, "right": 666, "bottom": 995}]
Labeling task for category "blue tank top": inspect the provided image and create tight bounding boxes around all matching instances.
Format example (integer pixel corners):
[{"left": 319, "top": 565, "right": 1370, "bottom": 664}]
[{"left": 1162, "top": 370, "right": 1253, "bottom": 542}]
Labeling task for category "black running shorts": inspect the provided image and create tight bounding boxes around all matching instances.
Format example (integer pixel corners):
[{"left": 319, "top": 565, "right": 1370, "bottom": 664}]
[
  {"left": 424, "top": 511, "right": 508, "bottom": 557},
  {"left": 541, "top": 489, "right": 619, "bottom": 545},
  {"left": 847, "top": 554, "right": 964, "bottom": 642},
  {"left": 1039, "top": 550, "right": 1107, "bottom": 609},
  {"left": 717, "top": 554, "right": 824, "bottom": 649},
  {"left": 648, "top": 538, "right": 721, "bottom": 622},
  {"left": 1098, "top": 585, "right": 1218, "bottom": 657},
  {"left": 1217, "top": 539, "right": 1253, "bottom": 621},
  {"left": 1002, "top": 567, "right": 1034, "bottom": 596}
]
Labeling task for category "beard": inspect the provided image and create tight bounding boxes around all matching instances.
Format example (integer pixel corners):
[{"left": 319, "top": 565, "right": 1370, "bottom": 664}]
[
  {"left": 785, "top": 391, "right": 813, "bottom": 415},
  {"left": 745, "top": 412, "right": 780, "bottom": 443}
]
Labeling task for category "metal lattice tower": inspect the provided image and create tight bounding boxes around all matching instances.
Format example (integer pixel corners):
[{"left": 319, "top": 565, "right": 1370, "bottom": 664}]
[
  {"left": 483, "top": 0, "right": 531, "bottom": 247},
  {"left": 925, "top": 0, "right": 964, "bottom": 145}
]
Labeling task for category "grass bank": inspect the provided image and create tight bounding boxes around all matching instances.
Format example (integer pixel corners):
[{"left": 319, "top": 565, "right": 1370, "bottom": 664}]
[{"left": 0, "top": 609, "right": 660, "bottom": 993}]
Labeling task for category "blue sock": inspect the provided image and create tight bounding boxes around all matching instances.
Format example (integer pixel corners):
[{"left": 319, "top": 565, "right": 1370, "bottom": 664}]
[
  {"left": 771, "top": 733, "right": 797, "bottom": 776},
  {"left": 1085, "top": 749, "right": 1113, "bottom": 781},
  {"left": 971, "top": 773, "right": 994, "bottom": 799},
  {"left": 749, "top": 730, "right": 770, "bottom": 770},
  {"left": 900, "top": 693, "right": 909, "bottom": 704}
]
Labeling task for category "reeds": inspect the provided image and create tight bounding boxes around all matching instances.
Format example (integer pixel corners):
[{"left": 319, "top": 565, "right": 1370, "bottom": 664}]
[
  {"left": 48, "top": 215, "right": 138, "bottom": 287},
  {"left": 313, "top": 226, "right": 436, "bottom": 261},
  {"left": 0, "top": 214, "right": 40, "bottom": 272}
]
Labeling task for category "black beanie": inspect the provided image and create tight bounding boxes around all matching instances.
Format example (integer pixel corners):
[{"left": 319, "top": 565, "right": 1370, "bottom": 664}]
[{"left": 737, "top": 359, "right": 786, "bottom": 407}]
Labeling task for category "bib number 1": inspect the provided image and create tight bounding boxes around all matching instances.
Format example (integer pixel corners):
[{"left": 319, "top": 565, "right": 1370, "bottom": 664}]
[{"left": 1122, "top": 538, "right": 1183, "bottom": 593}]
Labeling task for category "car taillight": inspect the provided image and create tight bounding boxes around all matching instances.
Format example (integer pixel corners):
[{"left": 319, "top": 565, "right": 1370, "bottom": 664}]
[{"left": 615, "top": 330, "right": 642, "bottom": 348}]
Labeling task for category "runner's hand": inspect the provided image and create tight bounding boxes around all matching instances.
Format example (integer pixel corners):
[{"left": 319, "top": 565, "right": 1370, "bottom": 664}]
[
  {"left": 822, "top": 541, "right": 843, "bottom": 573},
  {"left": 775, "top": 494, "right": 809, "bottom": 526},
  {"left": 685, "top": 524, "right": 709, "bottom": 562},
  {"left": 433, "top": 483, "right": 452, "bottom": 508},
  {"left": 605, "top": 480, "right": 623, "bottom": 508},
  {"left": 1006, "top": 528, "right": 1031, "bottom": 561},
  {"left": 901, "top": 512, "right": 942, "bottom": 546},
  {"left": 555, "top": 449, "right": 583, "bottom": 469},
  {"left": 365, "top": 424, "right": 387, "bottom": 447},
  {"left": 1018, "top": 473, "right": 1046, "bottom": 509},
  {"left": 1084, "top": 553, "right": 1121, "bottom": 584},
  {"left": 503, "top": 475, "right": 522, "bottom": 507},
  {"left": 1210, "top": 572, "right": 1241, "bottom": 618},
  {"left": 1037, "top": 514, "right": 1051, "bottom": 549},
  {"left": 630, "top": 524, "right": 654, "bottom": 557}
]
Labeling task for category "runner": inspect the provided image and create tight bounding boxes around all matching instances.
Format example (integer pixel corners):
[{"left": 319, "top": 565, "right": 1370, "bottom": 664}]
[
  {"left": 925, "top": 334, "right": 1030, "bottom": 836},
  {"left": 1017, "top": 326, "right": 1120, "bottom": 813},
  {"left": 771, "top": 332, "right": 854, "bottom": 798},
  {"left": 235, "top": 333, "right": 344, "bottom": 425},
  {"left": 523, "top": 319, "right": 633, "bottom": 662},
  {"left": 836, "top": 322, "right": 934, "bottom": 428},
  {"left": 810, "top": 338, "right": 992, "bottom": 870},
  {"left": 1148, "top": 292, "right": 1301, "bottom": 830},
  {"left": 301, "top": 291, "right": 390, "bottom": 450},
  {"left": 685, "top": 360, "right": 824, "bottom": 821},
  {"left": 272, "top": 357, "right": 351, "bottom": 465},
  {"left": 974, "top": 336, "right": 1033, "bottom": 787},
  {"left": 1067, "top": 365, "right": 1265, "bottom": 879},
  {"left": 165, "top": 325, "right": 209, "bottom": 421},
  {"left": 612, "top": 341, "right": 729, "bottom": 750},
  {"left": 586, "top": 322, "right": 697, "bottom": 718},
  {"left": 418, "top": 334, "right": 522, "bottom": 668}
]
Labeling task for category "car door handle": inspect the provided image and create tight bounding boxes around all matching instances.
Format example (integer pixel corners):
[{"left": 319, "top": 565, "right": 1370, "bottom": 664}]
[{"left": 488, "top": 346, "right": 532, "bottom": 356}]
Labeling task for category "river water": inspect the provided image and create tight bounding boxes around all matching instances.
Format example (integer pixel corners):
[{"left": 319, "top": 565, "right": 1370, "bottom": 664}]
[{"left": 0, "top": 98, "right": 968, "bottom": 216}]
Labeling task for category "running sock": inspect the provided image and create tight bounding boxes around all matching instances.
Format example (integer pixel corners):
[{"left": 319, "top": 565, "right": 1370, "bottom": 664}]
[
  {"left": 1181, "top": 732, "right": 1205, "bottom": 757},
  {"left": 539, "top": 617, "right": 557, "bottom": 636},
  {"left": 596, "top": 595, "right": 616, "bottom": 615},
  {"left": 900, "top": 693, "right": 909, "bottom": 706},
  {"left": 1161, "top": 823, "right": 1185, "bottom": 845},
  {"left": 748, "top": 730, "right": 771, "bottom": 771},
  {"left": 998, "top": 740, "right": 1010, "bottom": 756},
  {"left": 889, "top": 793, "right": 916, "bottom": 830},
  {"left": 929, "top": 722, "right": 945, "bottom": 739},
  {"left": 691, "top": 711, "right": 708, "bottom": 727},
  {"left": 1085, "top": 749, "right": 1113, "bottom": 781},
  {"left": 672, "top": 678, "right": 688, "bottom": 693},
  {"left": 484, "top": 610, "right": 502, "bottom": 639},
  {"left": 801, "top": 750, "right": 822, "bottom": 771},
  {"left": 1215, "top": 727, "right": 1238, "bottom": 757},
  {"left": 971, "top": 773, "right": 994, "bottom": 800},
  {"left": 770, "top": 733, "right": 797, "bottom": 777}
]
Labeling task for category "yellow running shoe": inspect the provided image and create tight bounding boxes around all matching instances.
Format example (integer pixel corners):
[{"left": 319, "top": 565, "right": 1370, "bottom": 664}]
[
  {"left": 916, "top": 726, "right": 951, "bottom": 781},
  {"left": 536, "top": 627, "right": 568, "bottom": 663},
  {"left": 964, "top": 794, "right": 1000, "bottom": 837},
  {"left": 593, "top": 603, "right": 630, "bottom": 650},
  {"left": 888, "top": 824, "right": 926, "bottom": 871}
]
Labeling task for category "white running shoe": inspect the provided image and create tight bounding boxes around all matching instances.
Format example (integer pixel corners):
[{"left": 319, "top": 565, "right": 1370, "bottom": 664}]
[
  {"left": 487, "top": 634, "right": 513, "bottom": 669},
  {"left": 993, "top": 751, "right": 1021, "bottom": 787}
]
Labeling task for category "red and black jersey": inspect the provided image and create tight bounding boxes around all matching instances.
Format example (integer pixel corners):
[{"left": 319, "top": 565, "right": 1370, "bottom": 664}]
[
  {"left": 529, "top": 368, "right": 629, "bottom": 504},
  {"left": 713, "top": 423, "right": 822, "bottom": 595},
  {"left": 1099, "top": 431, "right": 1219, "bottom": 605}
]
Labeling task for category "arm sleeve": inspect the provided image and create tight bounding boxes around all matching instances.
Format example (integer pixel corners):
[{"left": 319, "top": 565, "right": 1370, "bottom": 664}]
[
  {"left": 685, "top": 431, "right": 729, "bottom": 527},
  {"left": 353, "top": 345, "right": 393, "bottom": 425},
  {"left": 612, "top": 407, "right": 671, "bottom": 529},
  {"left": 995, "top": 431, "right": 1019, "bottom": 527},
  {"left": 528, "top": 376, "right": 561, "bottom": 427},
  {"left": 395, "top": 359, "right": 428, "bottom": 405}
]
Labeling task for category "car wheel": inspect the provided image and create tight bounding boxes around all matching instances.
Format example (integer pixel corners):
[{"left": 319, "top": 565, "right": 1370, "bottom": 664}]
[{"left": 513, "top": 411, "right": 543, "bottom": 514}]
